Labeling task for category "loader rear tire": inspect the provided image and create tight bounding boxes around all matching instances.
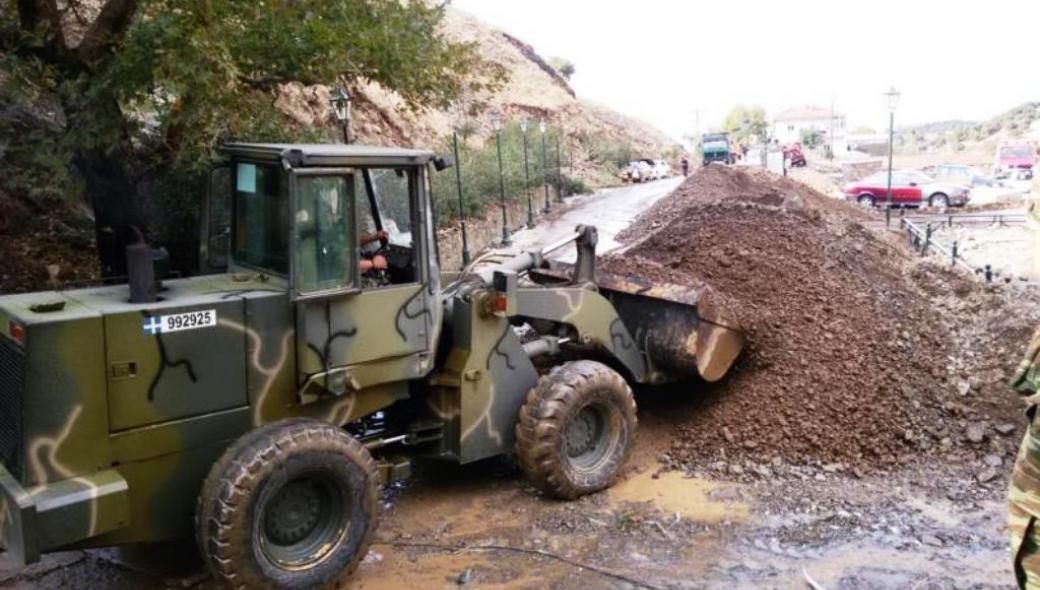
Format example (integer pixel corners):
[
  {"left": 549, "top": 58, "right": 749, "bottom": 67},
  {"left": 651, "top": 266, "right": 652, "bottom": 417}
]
[
  {"left": 514, "top": 360, "right": 637, "bottom": 500},
  {"left": 196, "top": 419, "right": 379, "bottom": 590}
]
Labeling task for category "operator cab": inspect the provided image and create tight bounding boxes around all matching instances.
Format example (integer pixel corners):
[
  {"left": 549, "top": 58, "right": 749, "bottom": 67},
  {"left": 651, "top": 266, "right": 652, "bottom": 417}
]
[
  {"left": 202, "top": 143, "right": 437, "bottom": 297},
  {"left": 201, "top": 143, "right": 443, "bottom": 394}
]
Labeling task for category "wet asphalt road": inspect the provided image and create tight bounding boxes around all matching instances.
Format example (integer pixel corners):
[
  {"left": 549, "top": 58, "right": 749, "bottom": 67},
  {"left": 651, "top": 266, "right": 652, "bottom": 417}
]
[{"left": 510, "top": 176, "right": 683, "bottom": 261}]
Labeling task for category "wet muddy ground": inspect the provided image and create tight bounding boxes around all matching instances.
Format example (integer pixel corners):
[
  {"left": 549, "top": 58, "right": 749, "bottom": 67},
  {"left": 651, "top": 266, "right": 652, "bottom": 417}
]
[{"left": 0, "top": 385, "right": 1016, "bottom": 589}]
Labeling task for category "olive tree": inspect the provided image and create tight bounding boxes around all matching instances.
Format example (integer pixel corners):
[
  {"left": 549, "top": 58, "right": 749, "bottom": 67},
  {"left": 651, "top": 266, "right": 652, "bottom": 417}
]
[{"left": 1, "top": 0, "right": 503, "bottom": 276}]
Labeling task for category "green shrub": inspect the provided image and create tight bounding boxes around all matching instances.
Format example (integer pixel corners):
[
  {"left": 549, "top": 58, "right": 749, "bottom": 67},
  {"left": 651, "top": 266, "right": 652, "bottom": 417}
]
[{"left": 430, "top": 122, "right": 571, "bottom": 223}]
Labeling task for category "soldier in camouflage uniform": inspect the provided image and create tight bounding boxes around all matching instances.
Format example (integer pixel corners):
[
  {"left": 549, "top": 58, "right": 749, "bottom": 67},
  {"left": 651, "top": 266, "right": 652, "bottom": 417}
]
[{"left": 1010, "top": 326, "right": 1040, "bottom": 588}]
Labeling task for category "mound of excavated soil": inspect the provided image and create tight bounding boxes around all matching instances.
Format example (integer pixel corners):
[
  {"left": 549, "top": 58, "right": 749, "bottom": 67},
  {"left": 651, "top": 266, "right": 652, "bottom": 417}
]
[{"left": 603, "top": 165, "right": 1035, "bottom": 474}]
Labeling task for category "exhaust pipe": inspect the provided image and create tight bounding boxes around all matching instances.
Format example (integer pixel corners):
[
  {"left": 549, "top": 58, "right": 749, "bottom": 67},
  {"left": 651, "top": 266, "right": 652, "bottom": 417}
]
[{"left": 126, "top": 227, "right": 170, "bottom": 304}]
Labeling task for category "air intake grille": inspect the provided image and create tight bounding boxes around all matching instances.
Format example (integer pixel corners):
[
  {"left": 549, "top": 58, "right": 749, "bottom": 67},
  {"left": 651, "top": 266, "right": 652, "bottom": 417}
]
[{"left": 0, "top": 337, "right": 25, "bottom": 482}]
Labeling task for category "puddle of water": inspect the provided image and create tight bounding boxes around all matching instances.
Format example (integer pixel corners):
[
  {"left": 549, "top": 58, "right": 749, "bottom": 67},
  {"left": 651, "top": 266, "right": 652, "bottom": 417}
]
[
  {"left": 608, "top": 470, "right": 749, "bottom": 524},
  {"left": 351, "top": 546, "right": 572, "bottom": 590},
  {"left": 796, "top": 542, "right": 1010, "bottom": 589}
]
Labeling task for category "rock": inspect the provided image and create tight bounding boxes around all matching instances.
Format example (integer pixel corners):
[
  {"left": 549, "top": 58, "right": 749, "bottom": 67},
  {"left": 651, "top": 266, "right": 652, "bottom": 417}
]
[
  {"left": 456, "top": 568, "right": 473, "bottom": 585},
  {"left": 729, "top": 464, "right": 745, "bottom": 476},
  {"left": 966, "top": 424, "right": 985, "bottom": 444},
  {"left": 920, "top": 534, "right": 944, "bottom": 547},
  {"left": 996, "top": 423, "right": 1018, "bottom": 436},
  {"left": 977, "top": 468, "right": 999, "bottom": 484},
  {"left": 983, "top": 454, "right": 1003, "bottom": 467},
  {"left": 923, "top": 536, "right": 948, "bottom": 549}
]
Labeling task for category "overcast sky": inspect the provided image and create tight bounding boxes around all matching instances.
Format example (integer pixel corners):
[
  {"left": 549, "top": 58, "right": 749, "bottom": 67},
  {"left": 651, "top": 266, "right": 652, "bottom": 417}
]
[{"left": 452, "top": 0, "right": 1040, "bottom": 142}]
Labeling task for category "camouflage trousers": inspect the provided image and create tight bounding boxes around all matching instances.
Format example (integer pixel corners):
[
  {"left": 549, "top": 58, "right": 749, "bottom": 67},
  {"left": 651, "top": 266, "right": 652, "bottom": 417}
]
[{"left": 1011, "top": 410, "right": 1040, "bottom": 589}]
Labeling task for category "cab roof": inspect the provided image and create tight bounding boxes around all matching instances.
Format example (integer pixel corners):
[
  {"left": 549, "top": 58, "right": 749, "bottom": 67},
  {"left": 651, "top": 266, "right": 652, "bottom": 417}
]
[{"left": 221, "top": 142, "right": 436, "bottom": 167}]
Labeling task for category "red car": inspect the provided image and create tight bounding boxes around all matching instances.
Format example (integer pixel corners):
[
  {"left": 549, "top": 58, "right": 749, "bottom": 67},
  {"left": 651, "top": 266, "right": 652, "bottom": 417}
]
[
  {"left": 842, "top": 170, "right": 970, "bottom": 208},
  {"left": 783, "top": 143, "right": 807, "bottom": 167}
]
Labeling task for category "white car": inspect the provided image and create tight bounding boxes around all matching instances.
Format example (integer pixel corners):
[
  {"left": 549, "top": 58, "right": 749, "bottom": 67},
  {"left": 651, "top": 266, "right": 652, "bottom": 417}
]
[
  {"left": 621, "top": 160, "right": 654, "bottom": 183},
  {"left": 651, "top": 160, "right": 672, "bottom": 179}
]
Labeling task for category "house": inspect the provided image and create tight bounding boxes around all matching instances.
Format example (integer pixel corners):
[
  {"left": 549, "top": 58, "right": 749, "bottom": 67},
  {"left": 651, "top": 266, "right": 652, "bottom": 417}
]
[{"left": 772, "top": 106, "right": 847, "bottom": 155}]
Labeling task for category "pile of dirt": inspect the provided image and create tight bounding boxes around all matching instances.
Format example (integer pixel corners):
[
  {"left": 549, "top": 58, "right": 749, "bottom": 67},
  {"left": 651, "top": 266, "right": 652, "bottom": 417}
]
[{"left": 603, "top": 164, "right": 1035, "bottom": 474}]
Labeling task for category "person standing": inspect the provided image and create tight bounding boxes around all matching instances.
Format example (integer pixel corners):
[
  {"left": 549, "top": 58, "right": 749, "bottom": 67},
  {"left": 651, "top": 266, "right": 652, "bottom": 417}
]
[
  {"left": 680, "top": 157, "right": 689, "bottom": 177},
  {"left": 1009, "top": 326, "right": 1040, "bottom": 589}
]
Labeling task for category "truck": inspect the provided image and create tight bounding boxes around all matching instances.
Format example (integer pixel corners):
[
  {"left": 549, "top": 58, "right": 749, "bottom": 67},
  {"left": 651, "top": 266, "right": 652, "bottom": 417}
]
[
  {"left": 702, "top": 133, "right": 733, "bottom": 166},
  {"left": 0, "top": 142, "right": 743, "bottom": 588},
  {"left": 995, "top": 140, "right": 1037, "bottom": 178}
]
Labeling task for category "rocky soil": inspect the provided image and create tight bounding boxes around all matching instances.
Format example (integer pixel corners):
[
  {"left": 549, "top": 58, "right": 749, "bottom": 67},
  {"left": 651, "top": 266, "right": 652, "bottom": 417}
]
[
  {"left": 0, "top": 193, "right": 98, "bottom": 293},
  {"left": 604, "top": 164, "right": 1040, "bottom": 479}
]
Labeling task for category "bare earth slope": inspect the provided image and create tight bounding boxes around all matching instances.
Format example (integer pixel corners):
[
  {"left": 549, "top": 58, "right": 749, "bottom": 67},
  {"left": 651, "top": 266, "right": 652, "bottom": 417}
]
[{"left": 273, "top": 8, "right": 679, "bottom": 157}]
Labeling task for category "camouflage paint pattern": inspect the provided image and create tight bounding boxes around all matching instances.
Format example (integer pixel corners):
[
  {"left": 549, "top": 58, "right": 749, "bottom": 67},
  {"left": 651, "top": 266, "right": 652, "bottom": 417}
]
[
  {"left": 1012, "top": 326, "right": 1040, "bottom": 588},
  {"left": 0, "top": 145, "right": 446, "bottom": 563}
]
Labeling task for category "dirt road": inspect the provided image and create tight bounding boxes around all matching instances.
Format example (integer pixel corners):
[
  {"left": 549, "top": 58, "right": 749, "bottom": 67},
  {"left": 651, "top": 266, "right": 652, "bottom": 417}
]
[{"left": 0, "top": 175, "right": 1021, "bottom": 590}]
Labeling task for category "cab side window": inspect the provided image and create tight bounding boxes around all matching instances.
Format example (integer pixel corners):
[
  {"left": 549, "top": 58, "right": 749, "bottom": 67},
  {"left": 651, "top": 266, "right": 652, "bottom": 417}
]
[{"left": 294, "top": 175, "right": 356, "bottom": 295}]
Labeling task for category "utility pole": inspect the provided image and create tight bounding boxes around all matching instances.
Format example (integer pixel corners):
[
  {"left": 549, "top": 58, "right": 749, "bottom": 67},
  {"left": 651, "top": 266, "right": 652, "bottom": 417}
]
[
  {"left": 693, "top": 109, "right": 701, "bottom": 157},
  {"left": 829, "top": 98, "right": 835, "bottom": 160},
  {"left": 884, "top": 87, "right": 901, "bottom": 225}
]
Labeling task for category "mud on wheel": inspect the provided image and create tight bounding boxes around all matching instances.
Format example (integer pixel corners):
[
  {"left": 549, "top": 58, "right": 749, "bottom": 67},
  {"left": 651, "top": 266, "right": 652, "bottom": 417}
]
[
  {"left": 514, "top": 360, "right": 638, "bottom": 500},
  {"left": 196, "top": 418, "right": 379, "bottom": 590}
]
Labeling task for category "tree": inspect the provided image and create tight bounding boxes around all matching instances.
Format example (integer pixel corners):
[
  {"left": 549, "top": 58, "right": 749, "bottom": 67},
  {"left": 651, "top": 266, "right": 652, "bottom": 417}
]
[
  {"left": 548, "top": 57, "right": 575, "bottom": 81},
  {"left": 722, "top": 105, "right": 767, "bottom": 143},
  {"left": 1, "top": 0, "right": 504, "bottom": 277},
  {"left": 800, "top": 129, "right": 823, "bottom": 149}
]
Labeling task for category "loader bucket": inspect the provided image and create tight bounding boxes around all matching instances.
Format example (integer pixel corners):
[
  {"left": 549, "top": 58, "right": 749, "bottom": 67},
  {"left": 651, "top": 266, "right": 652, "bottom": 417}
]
[{"left": 594, "top": 270, "right": 743, "bottom": 384}]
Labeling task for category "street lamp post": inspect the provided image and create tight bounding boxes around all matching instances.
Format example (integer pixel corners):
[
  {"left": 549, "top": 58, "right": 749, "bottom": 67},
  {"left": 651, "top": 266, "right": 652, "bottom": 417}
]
[
  {"left": 555, "top": 133, "right": 563, "bottom": 203},
  {"left": 884, "top": 86, "right": 901, "bottom": 224},
  {"left": 540, "top": 120, "right": 550, "bottom": 214},
  {"left": 329, "top": 85, "right": 352, "bottom": 144},
  {"left": 452, "top": 130, "right": 470, "bottom": 267},
  {"left": 520, "top": 117, "right": 534, "bottom": 228},
  {"left": 492, "top": 114, "right": 510, "bottom": 246}
]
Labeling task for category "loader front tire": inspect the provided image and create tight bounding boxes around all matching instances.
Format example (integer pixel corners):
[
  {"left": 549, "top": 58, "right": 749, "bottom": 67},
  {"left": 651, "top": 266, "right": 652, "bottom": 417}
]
[
  {"left": 196, "top": 419, "right": 379, "bottom": 590},
  {"left": 515, "top": 360, "right": 637, "bottom": 500}
]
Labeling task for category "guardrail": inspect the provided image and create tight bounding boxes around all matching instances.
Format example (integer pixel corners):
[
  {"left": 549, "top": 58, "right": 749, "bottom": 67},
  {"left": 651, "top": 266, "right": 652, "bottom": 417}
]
[
  {"left": 900, "top": 217, "right": 980, "bottom": 275},
  {"left": 904, "top": 212, "right": 1027, "bottom": 228}
]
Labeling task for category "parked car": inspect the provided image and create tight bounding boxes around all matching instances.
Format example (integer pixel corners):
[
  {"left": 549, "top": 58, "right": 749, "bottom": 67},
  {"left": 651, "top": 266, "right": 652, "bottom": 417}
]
[
  {"left": 620, "top": 160, "right": 653, "bottom": 183},
  {"left": 842, "top": 170, "right": 970, "bottom": 208},
  {"left": 931, "top": 164, "right": 998, "bottom": 188},
  {"left": 651, "top": 159, "right": 672, "bottom": 179}
]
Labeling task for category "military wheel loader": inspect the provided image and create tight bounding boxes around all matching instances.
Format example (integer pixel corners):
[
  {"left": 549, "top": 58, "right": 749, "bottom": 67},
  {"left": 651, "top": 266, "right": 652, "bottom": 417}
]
[{"left": 0, "top": 143, "right": 743, "bottom": 588}]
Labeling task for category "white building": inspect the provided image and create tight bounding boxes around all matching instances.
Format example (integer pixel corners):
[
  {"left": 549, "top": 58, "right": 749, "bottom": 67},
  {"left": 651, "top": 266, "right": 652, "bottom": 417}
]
[{"left": 772, "top": 106, "right": 847, "bottom": 155}]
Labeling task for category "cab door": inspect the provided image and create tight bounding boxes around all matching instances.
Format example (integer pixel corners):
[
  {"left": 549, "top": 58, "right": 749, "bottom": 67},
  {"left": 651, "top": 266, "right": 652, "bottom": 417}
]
[{"left": 290, "top": 167, "right": 432, "bottom": 394}]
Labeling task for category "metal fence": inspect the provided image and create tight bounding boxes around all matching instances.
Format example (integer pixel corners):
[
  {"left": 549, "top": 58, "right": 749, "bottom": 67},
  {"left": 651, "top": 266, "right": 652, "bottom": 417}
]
[
  {"left": 444, "top": 118, "right": 576, "bottom": 268},
  {"left": 899, "top": 213, "right": 1031, "bottom": 283}
]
